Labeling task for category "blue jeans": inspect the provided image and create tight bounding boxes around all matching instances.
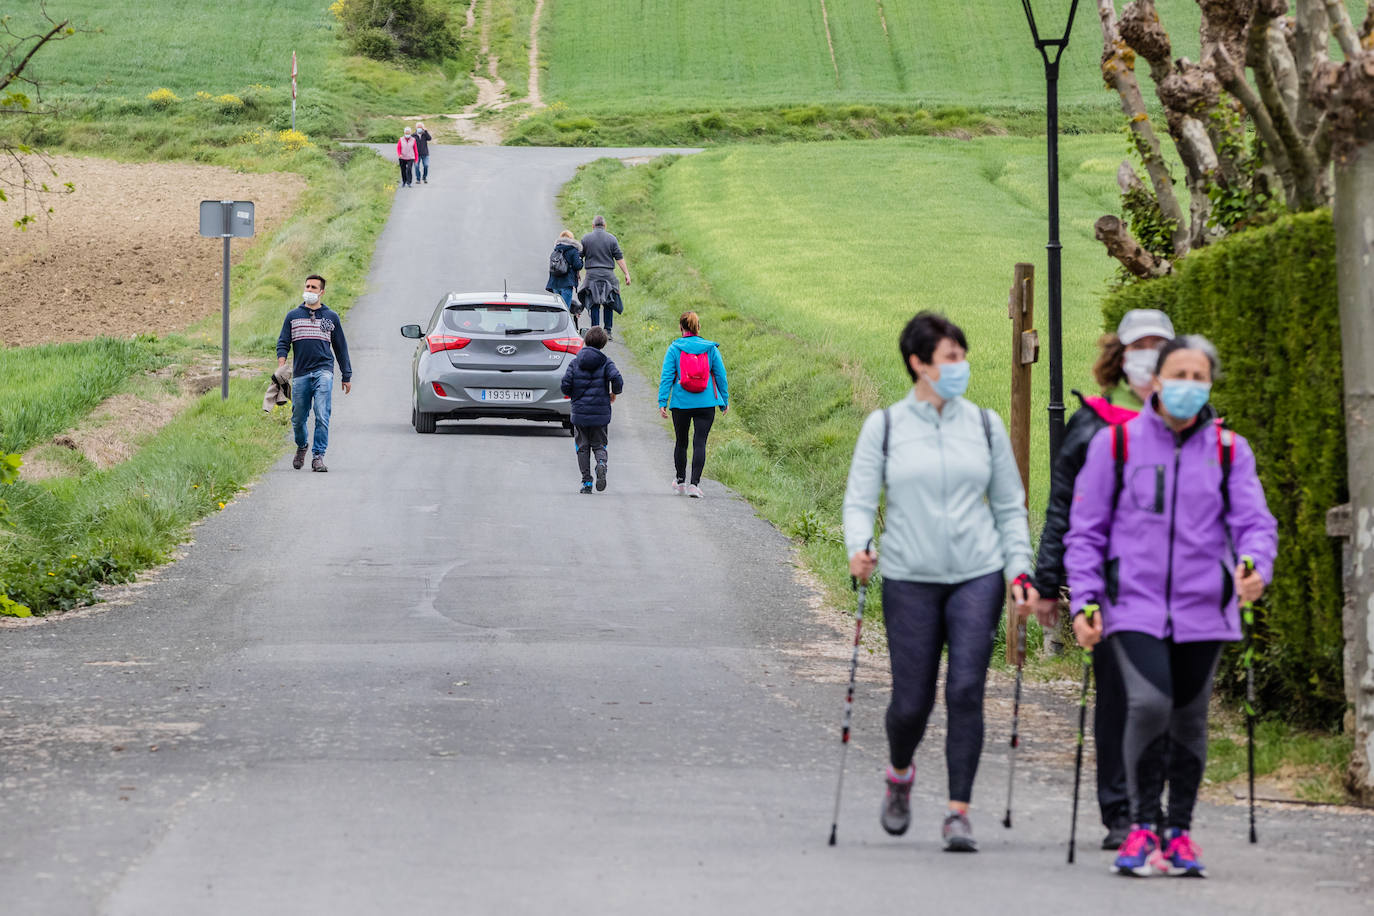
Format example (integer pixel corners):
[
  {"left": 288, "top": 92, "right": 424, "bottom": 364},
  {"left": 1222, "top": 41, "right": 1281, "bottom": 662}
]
[
  {"left": 416, "top": 154, "right": 429, "bottom": 181},
  {"left": 590, "top": 303, "right": 614, "bottom": 332},
  {"left": 551, "top": 286, "right": 574, "bottom": 308},
  {"left": 291, "top": 369, "right": 333, "bottom": 456}
]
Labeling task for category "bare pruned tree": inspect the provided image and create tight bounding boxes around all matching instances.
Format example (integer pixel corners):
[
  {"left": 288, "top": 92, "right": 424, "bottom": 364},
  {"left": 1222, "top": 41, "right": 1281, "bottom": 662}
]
[
  {"left": 1, "top": 2, "right": 77, "bottom": 229},
  {"left": 1094, "top": 0, "right": 1373, "bottom": 278}
]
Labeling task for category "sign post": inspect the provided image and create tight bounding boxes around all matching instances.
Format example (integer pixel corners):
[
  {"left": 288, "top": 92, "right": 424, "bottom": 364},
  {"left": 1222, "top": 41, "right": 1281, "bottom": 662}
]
[
  {"left": 198, "top": 200, "right": 255, "bottom": 400},
  {"left": 291, "top": 51, "right": 297, "bottom": 131}
]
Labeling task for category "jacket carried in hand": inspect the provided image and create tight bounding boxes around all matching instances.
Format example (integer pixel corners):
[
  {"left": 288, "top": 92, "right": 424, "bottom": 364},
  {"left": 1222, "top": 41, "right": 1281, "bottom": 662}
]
[
  {"left": 1064, "top": 399, "right": 1278, "bottom": 643},
  {"left": 1033, "top": 387, "right": 1142, "bottom": 595},
  {"left": 658, "top": 335, "right": 728, "bottom": 409},
  {"left": 560, "top": 347, "right": 624, "bottom": 427},
  {"left": 545, "top": 237, "right": 584, "bottom": 294},
  {"left": 843, "top": 392, "right": 1033, "bottom": 585}
]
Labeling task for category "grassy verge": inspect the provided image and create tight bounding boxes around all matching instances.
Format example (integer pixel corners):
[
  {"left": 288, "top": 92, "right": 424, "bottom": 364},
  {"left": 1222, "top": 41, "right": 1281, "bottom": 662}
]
[
  {"left": 0, "top": 338, "right": 171, "bottom": 452},
  {"left": 1207, "top": 718, "right": 1355, "bottom": 805},
  {"left": 509, "top": 102, "right": 1124, "bottom": 147}
]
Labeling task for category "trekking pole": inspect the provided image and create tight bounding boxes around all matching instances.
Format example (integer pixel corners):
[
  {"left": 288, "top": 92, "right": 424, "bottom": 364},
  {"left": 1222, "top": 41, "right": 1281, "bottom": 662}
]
[
  {"left": 1067, "top": 604, "right": 1096, "bottom": 864},
  {"left": 828, "top": 541, "right": 872, "bottom": 847},
  {"left": 1002, "top": 612, "right": 1027, "bottom": 829},
  {"left": 1240, "top": 554, "right": 1258, "bottom": 845}
]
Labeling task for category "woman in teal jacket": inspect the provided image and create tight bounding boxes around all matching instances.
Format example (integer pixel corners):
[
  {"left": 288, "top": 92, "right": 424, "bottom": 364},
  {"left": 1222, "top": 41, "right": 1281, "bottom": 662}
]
[
  {"left": 658, "top": 311, "right": 728, "bottom": 498},
  {"left": 843, "top": 311, "right": 1036, "bottom": 852}
]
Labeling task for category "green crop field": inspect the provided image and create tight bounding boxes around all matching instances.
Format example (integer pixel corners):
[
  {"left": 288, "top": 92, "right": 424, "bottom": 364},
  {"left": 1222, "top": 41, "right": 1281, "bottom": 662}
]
[
  {"left": 653, "top": 134, "right": 1128, "bottom": 509},
  {"left": 24, "top": 1, "right": 336, "bottom": 98},
  {"left": 541, "top": 0, "right": 1203, "bottom": 109}
]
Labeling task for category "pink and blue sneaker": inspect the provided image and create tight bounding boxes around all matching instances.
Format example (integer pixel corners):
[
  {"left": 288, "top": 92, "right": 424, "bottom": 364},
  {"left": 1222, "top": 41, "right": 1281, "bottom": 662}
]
[
  {"left": 1112, "top": 825, "right": 1166, "bottom": 877},
  {"left": 1161, "top": 828, "right": 1207, "bottom": 877}
]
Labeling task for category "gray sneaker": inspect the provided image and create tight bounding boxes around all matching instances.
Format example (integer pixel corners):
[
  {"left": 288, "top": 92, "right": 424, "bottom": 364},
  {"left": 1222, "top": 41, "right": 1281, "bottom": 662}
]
[
  {"left": 942, "top": 810, "right": 978, "bottom": 852},
  {"left": 880, "top": 773, "right": 913, "bottom": 836}
]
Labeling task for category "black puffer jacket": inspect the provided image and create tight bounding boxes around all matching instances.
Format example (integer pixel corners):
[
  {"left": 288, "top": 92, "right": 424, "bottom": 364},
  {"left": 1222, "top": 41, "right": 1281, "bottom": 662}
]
[
  {"left": 1033, "top": 390, "right": 1140, "bottom": 595},
  {"left": 559, "top": 346, "right": 624, "bottom": 427}
]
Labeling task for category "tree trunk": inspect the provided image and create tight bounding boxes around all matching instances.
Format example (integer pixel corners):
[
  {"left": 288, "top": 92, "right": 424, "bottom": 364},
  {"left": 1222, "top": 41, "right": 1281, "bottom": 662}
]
[
  {"left": 1094, "top": 214, "right": 1172, "bottom": 277},
  {"left": 1293, "top": 0, "right": 1332, "bottom": 139},
  {"left": 1334, "top": 143, "right": 1374, "bottom": 803},
  {"left": 1247, "top": 0, "right": 1325, "bottom": 208}
]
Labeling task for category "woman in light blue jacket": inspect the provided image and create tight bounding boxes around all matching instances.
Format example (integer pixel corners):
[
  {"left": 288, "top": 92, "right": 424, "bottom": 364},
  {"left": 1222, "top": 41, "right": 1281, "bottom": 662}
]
[
  {"left": 658, "top": 311, "right": 728, "bottom": 498},
  {"left": 843, "top": 311, "right": 1037, "bottom": 852}
]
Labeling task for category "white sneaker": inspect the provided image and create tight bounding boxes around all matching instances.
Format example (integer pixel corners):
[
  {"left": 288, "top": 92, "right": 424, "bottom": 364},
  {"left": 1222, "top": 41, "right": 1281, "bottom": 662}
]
[
  {"left": 687, "top": 484, "right": 704, "bottom": 499},
  {"left": 673, "top": 480, "right": 686, "bottom": 495}
]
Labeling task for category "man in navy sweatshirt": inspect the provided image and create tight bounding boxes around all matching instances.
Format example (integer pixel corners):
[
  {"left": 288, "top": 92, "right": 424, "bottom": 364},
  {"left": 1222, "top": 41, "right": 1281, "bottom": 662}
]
[{"left": 277, "top": 273, "right": 353, "bottom": 472}]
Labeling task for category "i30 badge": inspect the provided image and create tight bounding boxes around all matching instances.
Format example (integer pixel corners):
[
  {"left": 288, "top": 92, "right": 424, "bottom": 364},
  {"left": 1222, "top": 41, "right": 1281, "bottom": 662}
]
[{"left": 496, "top": 345, "right": 518, "bottom": 356}]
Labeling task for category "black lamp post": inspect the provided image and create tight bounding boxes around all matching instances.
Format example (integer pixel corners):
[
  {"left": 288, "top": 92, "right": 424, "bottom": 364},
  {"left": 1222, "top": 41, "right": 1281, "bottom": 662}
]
[{"left": 1020, "top": 0, "right": 1080, "bottom": 465}]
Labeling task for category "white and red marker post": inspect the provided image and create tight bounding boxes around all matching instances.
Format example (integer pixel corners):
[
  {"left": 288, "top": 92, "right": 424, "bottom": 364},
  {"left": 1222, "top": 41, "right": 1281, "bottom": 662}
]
[{"left": 291, "top": 50, "right": 297, "bottom": 131}]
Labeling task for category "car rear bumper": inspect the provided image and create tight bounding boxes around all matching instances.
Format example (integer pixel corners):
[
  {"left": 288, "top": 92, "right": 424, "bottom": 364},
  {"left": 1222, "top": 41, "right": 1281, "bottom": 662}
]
[{"left": 416, "top": 367, "right": 571, "bottom": 421}]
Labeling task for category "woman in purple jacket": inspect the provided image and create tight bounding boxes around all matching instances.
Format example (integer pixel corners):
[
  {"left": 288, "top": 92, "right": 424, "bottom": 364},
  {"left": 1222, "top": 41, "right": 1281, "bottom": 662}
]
[{"left": 1064, "top": 335, "right": 1276, "bottom": 879}]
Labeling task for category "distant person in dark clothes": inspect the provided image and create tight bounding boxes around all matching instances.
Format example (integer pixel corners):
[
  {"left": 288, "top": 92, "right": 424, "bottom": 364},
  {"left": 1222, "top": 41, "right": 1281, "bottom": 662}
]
[
  {"left": 546, "top": 229, "right": 585, "bottom": 320},
  {"left": 579, "top": 215, "right": 631, "bottom": 340},
  {"left": 396, "top": 128, "right": 417, "bottom": 188},
  {"left": 277, "top": 273, "right": 353, "bottom": 473},
  {"left": 560, "top": 326, "right": 624, "bottom": 494},
  {"left": 658, "top": 311, "right": 728, "bottom": 499},
  {"left": 413, "top": 122, "right": 433, "bottom": 183}
]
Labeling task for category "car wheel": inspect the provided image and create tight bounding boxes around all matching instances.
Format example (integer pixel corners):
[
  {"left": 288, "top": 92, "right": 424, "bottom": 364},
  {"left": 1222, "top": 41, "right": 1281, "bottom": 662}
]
[{"left": 416, "top": 411, "right": 437, "bottom": 434}]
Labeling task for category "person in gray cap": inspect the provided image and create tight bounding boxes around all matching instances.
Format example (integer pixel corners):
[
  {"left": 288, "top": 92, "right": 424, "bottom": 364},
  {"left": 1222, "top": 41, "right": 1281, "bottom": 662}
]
[{"left": 1028, "top": 307, "right": 1174, "bottom": 851}]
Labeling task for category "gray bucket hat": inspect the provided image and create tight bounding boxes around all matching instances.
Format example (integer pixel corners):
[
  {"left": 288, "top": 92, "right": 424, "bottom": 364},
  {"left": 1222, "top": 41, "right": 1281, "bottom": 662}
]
[{"left": 1117, "top": 309, "right": 1175, "bottom": 346}]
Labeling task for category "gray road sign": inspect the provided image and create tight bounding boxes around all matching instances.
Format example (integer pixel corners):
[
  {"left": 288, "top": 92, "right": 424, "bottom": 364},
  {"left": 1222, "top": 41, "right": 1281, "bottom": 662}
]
[{"left": 199, "top": 200, "right": 255, "bottom": 238}]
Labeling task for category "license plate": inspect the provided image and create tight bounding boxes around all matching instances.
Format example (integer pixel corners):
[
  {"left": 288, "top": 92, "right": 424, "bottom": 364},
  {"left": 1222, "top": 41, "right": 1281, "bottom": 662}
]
[{"left": 481, "top": 389, "right": 534, "bottom": 402}]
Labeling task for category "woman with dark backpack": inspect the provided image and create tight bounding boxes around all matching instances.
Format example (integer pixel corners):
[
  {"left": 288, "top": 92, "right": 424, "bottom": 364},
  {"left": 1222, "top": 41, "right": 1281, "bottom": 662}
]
[
  {"left": 657, "top": 311, "right": 728, "bottom": 498},
  {"left": 1030, "top": 308, "right": 1174, "bottom": 850},
  {"left": 843, "top": 311, "right": 1036, "bottom": 852},
  {"left": 546, "top": 230, "right": 585, "bottom": 323},
  {"left": 1065, "top": 334, "right": 1276, "bottom": 878}
]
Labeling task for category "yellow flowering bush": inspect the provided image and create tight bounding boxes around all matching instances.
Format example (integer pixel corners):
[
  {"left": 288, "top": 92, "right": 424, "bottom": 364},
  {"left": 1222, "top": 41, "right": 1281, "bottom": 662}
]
[
  {"left": 194, "top": 91, "right": 213, "bottom": 101},
  {"left": 215, "top": 93, "right": 245, "bottom": 114},
  {"left": 146, "top": 88, "right": 179, "bottom": 109},
  {"left": 275, "top": 129, "right": 311, "bottom": 152},
  {"left": 240, "top": 127, "right": 313, "bottom": 154}
]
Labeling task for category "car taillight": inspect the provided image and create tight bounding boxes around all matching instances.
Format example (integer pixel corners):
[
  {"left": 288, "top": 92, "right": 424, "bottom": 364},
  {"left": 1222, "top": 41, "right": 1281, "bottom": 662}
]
[
  {"left": 427, "top": 334, "right": 470, "bottom": 353},
  {"left": 432, "top": 382, "right": 449, "bottom": 397},
  {"left": 543, "top": 336, "right": 583, "bottom": 354}
]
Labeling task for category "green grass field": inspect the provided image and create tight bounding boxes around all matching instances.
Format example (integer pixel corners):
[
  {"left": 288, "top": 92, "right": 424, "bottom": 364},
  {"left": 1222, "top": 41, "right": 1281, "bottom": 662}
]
[{"left": 541, "top": 0, "right": 1203, "bottom": 109}]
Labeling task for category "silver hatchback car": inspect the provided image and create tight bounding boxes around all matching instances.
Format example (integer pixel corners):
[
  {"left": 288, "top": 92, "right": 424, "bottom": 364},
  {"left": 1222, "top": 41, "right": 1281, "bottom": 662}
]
[{"left": 400, "top": 291, "right": 583, "bottom": 434}]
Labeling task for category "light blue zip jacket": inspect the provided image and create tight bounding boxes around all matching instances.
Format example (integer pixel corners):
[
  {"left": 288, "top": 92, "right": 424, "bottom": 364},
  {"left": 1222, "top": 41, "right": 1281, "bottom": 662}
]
[
  {"left": 658, "top": 335, "right": 729, "bottom": 409},
  {"left": 843, "top": 392, "right": 1033, "bottom": 584}
]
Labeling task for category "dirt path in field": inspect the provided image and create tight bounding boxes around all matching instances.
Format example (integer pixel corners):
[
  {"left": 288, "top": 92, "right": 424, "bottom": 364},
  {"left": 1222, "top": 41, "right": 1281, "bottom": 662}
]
[
  {"left": 818, "top": 0, "right": 841, "bottom": 86},
  {"left": 0, "top": 156, "right": 303, "bottom": 347},
  {"left": 526, "top": 0, "right": 547, "bottom": 109},
  {"left": 447, "top": 0, "right": 547, "bottom": 145}
]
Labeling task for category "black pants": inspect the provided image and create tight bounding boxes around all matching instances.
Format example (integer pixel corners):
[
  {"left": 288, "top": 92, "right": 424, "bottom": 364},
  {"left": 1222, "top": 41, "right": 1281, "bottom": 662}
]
[
  {"left": 671, "top": 406, "right": 715, "bottom": 486},
  {"left": 399, "top": 159, "right": 414, "bottom": 185},
  {"left": 573, "top": 425, "right": 608, "bottom": 483},
  {"left": 1111, "top": 631, "right": 1223, "bottom": 831},
  {"left": 881, "top": 572, "right": 1005, "bottom": 803},
  {"left": 1094, "top": 636, "right": 1130, "bottom": 827}
]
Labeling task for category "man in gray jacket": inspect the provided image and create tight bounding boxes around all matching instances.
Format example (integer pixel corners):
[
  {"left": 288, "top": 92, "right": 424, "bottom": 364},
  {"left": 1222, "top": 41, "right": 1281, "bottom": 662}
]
[{"left": 579, "top": 215, "right": 631, "bottom": 340}]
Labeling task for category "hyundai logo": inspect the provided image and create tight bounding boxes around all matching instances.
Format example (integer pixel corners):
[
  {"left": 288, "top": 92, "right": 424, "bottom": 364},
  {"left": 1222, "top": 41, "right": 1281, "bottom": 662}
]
[{"left": 496, "top": 345, "right": 518, "bottom": 356}]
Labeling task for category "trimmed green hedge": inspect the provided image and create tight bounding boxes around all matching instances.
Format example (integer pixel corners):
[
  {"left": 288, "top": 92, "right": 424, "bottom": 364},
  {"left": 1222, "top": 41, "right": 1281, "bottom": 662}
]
[{"left": 1102, "top": 210, "right": 1346, "bottom": 726}]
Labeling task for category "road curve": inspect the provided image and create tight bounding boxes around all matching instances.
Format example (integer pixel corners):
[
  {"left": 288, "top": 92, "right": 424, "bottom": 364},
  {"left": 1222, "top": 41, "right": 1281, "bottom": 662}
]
[{"left": 2, "top": 145, "right": 1371, "bottom": 915}]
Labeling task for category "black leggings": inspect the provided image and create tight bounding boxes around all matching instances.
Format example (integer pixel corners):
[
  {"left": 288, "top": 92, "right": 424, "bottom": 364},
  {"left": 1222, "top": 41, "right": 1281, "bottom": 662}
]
[
  {"left": 881, "top": 572, "right": 1005, "bottom": 803},
  {"left": 671, "top": 406, "right": 715, "bottom": 486},
  {"left": 1110, "top": 632, "right": 1223, "bottom": 831},
  {"left": 1093, "top": 637, "right": 1130, "bottom": 827}
]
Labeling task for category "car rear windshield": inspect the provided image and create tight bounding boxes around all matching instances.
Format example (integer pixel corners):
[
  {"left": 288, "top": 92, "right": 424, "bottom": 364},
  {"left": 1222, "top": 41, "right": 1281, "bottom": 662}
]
[{"left": 443, "top": 304, "right": 568, "bottom": 334}]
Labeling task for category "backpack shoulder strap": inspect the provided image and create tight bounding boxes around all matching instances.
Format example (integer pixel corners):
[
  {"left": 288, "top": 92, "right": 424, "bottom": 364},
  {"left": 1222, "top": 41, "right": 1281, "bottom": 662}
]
[
  {"left": 1110, "top": 422, "right": 1128, "bottom": 513},
  {"left": 881, "top": 408, "right": 891, "bottom": 489},
  {"left": 980, "top": 408, "right": 992, "bottom": 452},
  {"left": 1216, "top": 418, "right": 1235, "bottom": 515}
]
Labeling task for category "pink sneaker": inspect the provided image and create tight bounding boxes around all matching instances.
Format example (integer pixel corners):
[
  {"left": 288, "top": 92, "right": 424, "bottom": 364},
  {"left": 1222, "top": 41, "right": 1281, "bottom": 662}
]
[
  {"left": 1162, "top": 828, "right": 1207, "bottom": 877},
  {"left": 672, "top": 480, "right": 686, "bottom": 495},
  {"left": 1112, "top": 826, "right": 1166, "bottom": 877}
]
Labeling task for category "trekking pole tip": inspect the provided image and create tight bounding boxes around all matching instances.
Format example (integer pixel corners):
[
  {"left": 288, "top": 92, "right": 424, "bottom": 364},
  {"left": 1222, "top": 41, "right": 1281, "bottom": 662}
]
[
  {"left": 828, "top": 826, "right": 837, "bottom": 846},
  {"left": 1002, "top": 812, "right": 1012, "bottom": 829}
]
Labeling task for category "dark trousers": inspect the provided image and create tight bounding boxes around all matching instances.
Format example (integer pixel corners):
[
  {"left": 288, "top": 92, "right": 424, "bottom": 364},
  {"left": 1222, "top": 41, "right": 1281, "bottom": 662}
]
[
  {"left": 574, "top": 425, "right": 608, "bottom": 483},
  {"left": 881, "top": 572, "right": 1005, "bottom": 803},
  {"left": 1094, "top": 635, "right": 1130, "bottom": 827},
  {"left": 399, "top": 159, "right": 414, "bottom": 186},
  {"left": 670, "top": 406, "right": 715, "bottom": 486},
  {"left": 1111, "top": 632, "right": 1223, "bottom": 831},
  {"left": 590, "top": 303, "right": 614, "bottom": 332}
]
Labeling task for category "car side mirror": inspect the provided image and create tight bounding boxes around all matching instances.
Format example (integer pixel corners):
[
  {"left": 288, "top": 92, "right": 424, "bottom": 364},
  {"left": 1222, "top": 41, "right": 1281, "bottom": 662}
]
[{"left": 400, "top": 324, "right": 423, "bottom": 339}]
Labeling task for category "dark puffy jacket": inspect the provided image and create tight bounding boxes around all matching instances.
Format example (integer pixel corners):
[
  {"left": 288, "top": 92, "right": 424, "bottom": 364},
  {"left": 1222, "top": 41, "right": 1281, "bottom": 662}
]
[
  {"left": 1032, "top": 390, "right": 1139, "bottom": 595},
  {"left": 546, "top": 240, "right": 584, "bottom": 293},
  {"left": 559, "top": 346, "right": 623, "bottom": 427}
]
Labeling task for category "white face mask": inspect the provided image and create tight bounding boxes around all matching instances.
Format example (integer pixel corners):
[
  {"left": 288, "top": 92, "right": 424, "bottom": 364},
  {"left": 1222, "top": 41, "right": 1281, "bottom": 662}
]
[
  {"left": 302, "top": 291, "right": 320, "bottom": 305},
  {"left": 1122, "top": 348, "right": 1158, "bottom": 389}
]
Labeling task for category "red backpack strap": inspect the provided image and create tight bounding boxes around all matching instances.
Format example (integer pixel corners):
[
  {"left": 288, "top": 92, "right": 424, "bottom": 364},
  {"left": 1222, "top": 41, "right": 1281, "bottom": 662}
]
[{"left": 1216, "top": 419, "right": 1235, "bottom": 516}]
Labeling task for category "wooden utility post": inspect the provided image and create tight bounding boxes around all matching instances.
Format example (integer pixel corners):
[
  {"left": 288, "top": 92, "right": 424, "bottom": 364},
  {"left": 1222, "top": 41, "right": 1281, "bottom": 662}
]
[{"left": 1006, "top": 262, "right": 1038, "bottom": 665}]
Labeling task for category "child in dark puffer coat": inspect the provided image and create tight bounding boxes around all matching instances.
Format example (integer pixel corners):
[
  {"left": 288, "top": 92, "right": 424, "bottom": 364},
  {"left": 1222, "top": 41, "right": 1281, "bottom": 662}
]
[{"left": 559, "top": 326, "right": 624, "bottom": 493}]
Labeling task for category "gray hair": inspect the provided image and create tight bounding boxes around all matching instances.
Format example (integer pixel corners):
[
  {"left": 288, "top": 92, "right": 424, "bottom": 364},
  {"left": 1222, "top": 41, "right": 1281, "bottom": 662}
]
[
  {"left": 1155, "top": 333, "right": 1221, "bottom": 378},
  {"left": 592, "top": 215, "right": 606, "bottom": 228}
]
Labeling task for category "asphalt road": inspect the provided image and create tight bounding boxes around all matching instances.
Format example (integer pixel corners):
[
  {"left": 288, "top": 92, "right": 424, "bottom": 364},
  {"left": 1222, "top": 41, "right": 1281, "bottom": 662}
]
[{"left": 3, "top": 145, "right": 1372, "bottom": 915}]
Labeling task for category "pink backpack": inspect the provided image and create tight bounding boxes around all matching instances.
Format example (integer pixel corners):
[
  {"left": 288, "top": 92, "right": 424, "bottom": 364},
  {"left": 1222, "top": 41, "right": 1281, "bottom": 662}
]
[{"left": 678, "top": 350, "right": 711, "bottom": 393}]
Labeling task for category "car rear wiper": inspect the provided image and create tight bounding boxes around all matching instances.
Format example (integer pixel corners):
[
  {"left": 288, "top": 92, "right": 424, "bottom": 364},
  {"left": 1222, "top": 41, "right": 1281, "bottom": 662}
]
[{"left": 504, "top": 328, "right": 536, "bottom": 335}]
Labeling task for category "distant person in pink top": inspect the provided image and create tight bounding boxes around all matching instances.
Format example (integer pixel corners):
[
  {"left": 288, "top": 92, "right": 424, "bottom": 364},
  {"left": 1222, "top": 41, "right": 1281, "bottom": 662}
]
[{"left": 396, "top": 127, "right": 418, "bottom": 188}]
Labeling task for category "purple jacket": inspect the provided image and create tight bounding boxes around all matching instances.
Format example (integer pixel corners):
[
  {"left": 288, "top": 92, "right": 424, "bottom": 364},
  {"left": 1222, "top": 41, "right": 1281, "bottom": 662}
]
[{"left": 1064, "top": 401, "right": 1277, "bottom": 643}]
